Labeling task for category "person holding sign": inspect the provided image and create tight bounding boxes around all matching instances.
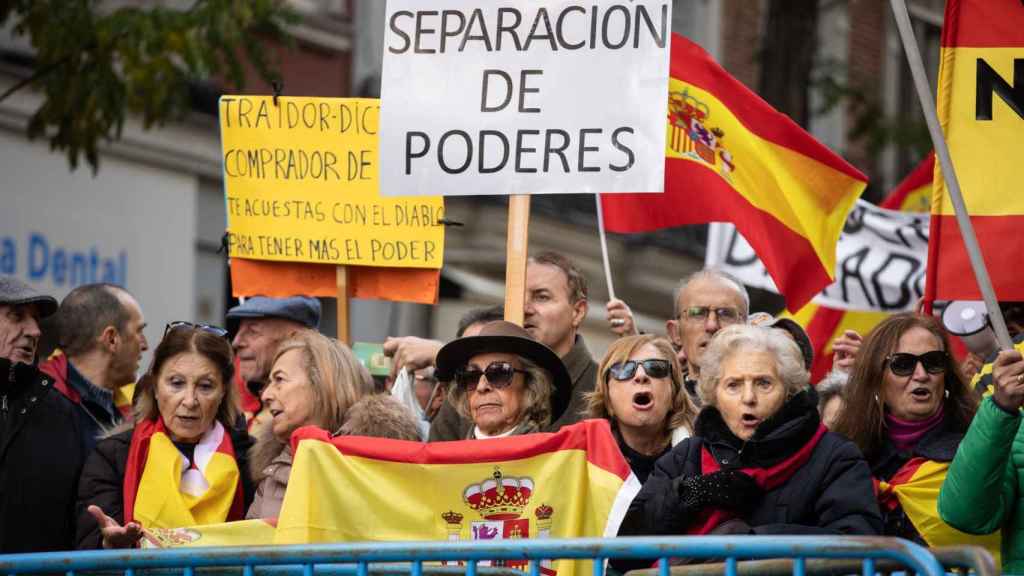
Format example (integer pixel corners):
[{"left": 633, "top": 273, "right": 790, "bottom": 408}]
[{"left": 436, "top": 321, "right": 570, "bottom": 439}]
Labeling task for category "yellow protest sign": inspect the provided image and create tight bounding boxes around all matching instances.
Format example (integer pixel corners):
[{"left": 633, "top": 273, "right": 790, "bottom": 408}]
[{"left": 220, "top": 96, "right": 444, "bottom": 268}]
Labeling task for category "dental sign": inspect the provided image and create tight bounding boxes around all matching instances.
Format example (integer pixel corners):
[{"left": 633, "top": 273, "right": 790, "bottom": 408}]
[{"left": 379, "top": 0, "right": 671, "bottom": 196}]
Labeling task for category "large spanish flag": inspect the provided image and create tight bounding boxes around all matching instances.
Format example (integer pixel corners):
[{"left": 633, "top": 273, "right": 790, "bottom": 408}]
[
  {"left": 926, "top": 0, "right": 1024, "bottom": 302},
  {"left": 787, "top": 154, "right": 935, "bottom": 383},
  {"left": 276, "top": 420, "right": 638, "bottom": 576},
  {"left": 600, "top": 34, "right": 867, "bottom": 312}
]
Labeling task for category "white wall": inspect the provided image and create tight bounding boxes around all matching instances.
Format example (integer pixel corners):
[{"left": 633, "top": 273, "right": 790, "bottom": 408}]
[{"left": 0, "top": 129, "right": 198, "bottom": 368}]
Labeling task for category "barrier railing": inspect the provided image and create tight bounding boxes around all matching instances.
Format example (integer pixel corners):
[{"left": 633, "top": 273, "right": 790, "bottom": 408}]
[{"left": 0, "top": 537, "right": 946, "bottom": 576}]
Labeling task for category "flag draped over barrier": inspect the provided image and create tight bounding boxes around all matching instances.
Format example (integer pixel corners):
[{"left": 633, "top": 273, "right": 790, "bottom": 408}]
[
  {"left": 926, "top": 0, "right": 1024, "bottom": 302},
  {"left": 600, "top": 33, "right": 867, "bottom": 312},
  {"left": 145, "top": 420, "right": 639, "bottom": 576}
]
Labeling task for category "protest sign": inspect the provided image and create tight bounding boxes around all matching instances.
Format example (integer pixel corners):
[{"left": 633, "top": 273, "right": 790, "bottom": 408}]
[
  {"left": 220, "top": 96, "right": 445, "bottom": 269},
  {"left": 706, "top": 200, "right": 930, "bottom": 312},
  {"left": 378, "top": 1, "right": 671, "bottom": 197}
]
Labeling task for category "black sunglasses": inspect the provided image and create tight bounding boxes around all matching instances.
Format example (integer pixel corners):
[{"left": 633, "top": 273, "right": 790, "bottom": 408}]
[
  {"left": 607, "top": 359, "right": 672, "bottom": 382},
  {"left": 164, "top": 321, "right": 230, "bottom": 340},
  {"left": 455, "top": 362, "right": 527, "bottom": 391},
  {"left": 886, "top": 351, "right": 948, "bottom": 377}
]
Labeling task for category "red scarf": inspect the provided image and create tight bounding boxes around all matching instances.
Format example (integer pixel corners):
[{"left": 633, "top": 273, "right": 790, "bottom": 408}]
[
  {"left": 39, "top": 352, "right": 133, "bottom": 417},
  {"left": 687, "top": 424, "right": 827, "bottom": 534},
  {"left": 123, "top": 418, "right": 245, "bottom": 526}
]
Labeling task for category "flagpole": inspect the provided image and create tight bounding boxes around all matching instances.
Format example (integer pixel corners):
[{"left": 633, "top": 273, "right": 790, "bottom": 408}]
[
  {"left": 888, "top": 0, "right": 1014, "bottom": 350},
  {"left": 595, "top": 194, "right": 617, "bottom": 302}
]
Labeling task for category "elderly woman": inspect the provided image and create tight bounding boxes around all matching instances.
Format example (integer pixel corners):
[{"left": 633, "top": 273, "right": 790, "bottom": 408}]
[
  {"left": 436, "top": 321, "right": 570, "bottom": 439},
  {"left": 588, "top": 335, "right": 697, "bottom": 482},
  {"left": 247, "top": 331, "right": 373, "bottom": 519},
  {"left": 76, "top": 323, "right": 252, "bottom": 549},
  {"left": 613, "top": 325, "right": 879, "bottom": 568},
  {"left": 830, "top": 313, "right": 993, "bottom": 552}
]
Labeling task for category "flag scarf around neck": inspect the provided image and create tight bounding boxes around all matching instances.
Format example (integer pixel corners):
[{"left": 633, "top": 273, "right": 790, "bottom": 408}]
[
  {"left": 274, "top": 419, "right": 639, "bottom": 576},
  {"left": 687, "top": 425, "right": 826, "bottom": 535},
  {"left": 875, "top": 457, "right": 1000, "bottom": 561},
  {"left": 784, "top": 153, "right": 935, "bottom": 383},
  {"left": 600, "top": 33, "right": 867, "bottom": 312},
  {"left": 123, "top": 418, "right": 244, "bottom": 529},
  {"left": 926, "top": 0, "right": 1024, "bottom": 302}
]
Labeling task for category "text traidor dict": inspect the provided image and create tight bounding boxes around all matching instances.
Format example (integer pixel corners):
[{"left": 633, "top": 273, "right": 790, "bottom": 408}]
[
  {"left": 379, "top": 0, "right": 671, "bottom": 196},
  {"left": 219, "top": 96, "right": 445, "bottom": 268}
]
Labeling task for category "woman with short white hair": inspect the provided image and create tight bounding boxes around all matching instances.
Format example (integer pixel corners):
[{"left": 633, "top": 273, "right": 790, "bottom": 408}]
[{"left": 613, "top": 325, "right": 880, "bottom": 569}]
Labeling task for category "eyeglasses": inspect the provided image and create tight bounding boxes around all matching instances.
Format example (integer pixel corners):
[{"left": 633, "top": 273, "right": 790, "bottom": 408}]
[
  {"left": 164, "top": 321, "right": 230, "bottom": 340},
  {"left": 607, "top": 359, "right": 672, "bottom": 382},
  {"left": 681, "top": 306, "right": 742, "bottom": 325},
  {"left": 455, "top": 362, "right": 527, "bottom": 391},
  {"left": 886, "top": 351, "right": 948, "bottom": 377}
]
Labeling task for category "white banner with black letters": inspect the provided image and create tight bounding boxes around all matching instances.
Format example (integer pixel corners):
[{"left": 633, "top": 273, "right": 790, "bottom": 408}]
[
  {"left": 706, "top": 200, "right": 929, "bottom": 312},
  {"left": 379, "top": 0, "right": 671, "bottom": 196}
]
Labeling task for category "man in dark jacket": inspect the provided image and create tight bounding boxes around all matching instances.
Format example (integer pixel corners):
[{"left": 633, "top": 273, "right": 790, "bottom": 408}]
[
  {"left": 0, "top": 277, "right": 86, "bottom": 553},
  {"left": 39, "top": 283, "right": 149, "bottom": 455},
  {"left": 425, "top": 251, "right": 598, "bottom": 440}
]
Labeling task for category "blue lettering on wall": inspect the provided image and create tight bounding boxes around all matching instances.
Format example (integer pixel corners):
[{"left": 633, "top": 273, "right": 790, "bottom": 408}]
[
  {"left": 26, "top": 232, "right": 127, "bottom": 288},
  {"left": 0, "top": 237, "right": 14, "bottom": 275}
]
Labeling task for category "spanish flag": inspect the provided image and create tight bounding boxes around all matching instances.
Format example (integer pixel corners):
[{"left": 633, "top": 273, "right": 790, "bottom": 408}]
[
  {"left": 876, "top": 457, "right": 1001, "bottom": 561},
  {"left": 926, "top": 0, "right": 1024, "bottom": 302},
  {"left": 275, "top": 420, "right": 638, "bottom": 576},
  {"left": 786, "top": 154, "right": 935, "bottom": 383},
  {"left": 600, "top": 34, "right": 867, "bottom": 312}
]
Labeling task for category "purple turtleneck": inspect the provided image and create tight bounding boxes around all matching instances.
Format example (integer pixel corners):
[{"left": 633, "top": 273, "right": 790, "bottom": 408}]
[{"left": 885, "top": 403, "right": 945, "bottom": 453}]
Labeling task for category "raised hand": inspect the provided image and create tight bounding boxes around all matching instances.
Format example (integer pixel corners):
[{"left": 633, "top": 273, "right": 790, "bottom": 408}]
[
  {"left": 992, "top": 349, "right": 1024, "bottom": 412},
  {"left": 605, "top": 298, "right": 639, "bottom": 337}
]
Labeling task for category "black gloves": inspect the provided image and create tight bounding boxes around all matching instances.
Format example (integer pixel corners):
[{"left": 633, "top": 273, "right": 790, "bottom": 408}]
[{"left": 674, "top": 470, "right": 762, "bottom": 514}]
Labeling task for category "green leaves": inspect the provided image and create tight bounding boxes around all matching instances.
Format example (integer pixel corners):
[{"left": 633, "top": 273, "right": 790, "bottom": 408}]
[{"left": 1, "top": 0, "right": 297, "bottom": 172}]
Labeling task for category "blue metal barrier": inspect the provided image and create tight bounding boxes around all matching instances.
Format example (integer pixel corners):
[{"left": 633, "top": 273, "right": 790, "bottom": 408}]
[{"left": 0, "top": 537, "right": 946, "bottom": 576}]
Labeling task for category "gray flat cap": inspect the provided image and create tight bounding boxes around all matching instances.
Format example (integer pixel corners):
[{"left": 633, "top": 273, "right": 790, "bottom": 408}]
[
  {"left": 0, "top": 277, "right": 58, "bottom": 318},
  {"left": 226, "top": 296, "right": 321, "bottom": 329}
]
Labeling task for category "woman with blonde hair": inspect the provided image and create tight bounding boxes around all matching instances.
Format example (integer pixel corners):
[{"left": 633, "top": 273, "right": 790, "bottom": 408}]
[
  {"left": 247, "top": 331, "right": 374, "bottom": 519},
  {"left": 589, "top": 334, "right": 697, "bottom": 482}
]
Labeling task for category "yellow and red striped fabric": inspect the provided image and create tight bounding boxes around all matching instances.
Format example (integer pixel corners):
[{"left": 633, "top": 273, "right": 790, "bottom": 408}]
[
  {"left": 926, "top": 0, "right": 1024, "bottom": 302},
  {"left": 876, "top": 457, "right": 1000, "bottom": 560},
  {"left": 787, "top": 154, "right": 934, "bottom": 383},
  {"left": 601, "top": 34, "right": 867, "bottom": 311}
]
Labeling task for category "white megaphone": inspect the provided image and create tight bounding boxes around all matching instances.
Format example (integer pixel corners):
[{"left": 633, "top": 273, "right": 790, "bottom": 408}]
[{"left": 942, "top": 301, "right": 998, "bottom": 359}]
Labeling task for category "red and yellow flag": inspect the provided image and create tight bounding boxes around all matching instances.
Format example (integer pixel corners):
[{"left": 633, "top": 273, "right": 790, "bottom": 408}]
[
  {"left": 275, "top": 420, "right": 637, "bottom": 576},
  {"left": 926, "top": 0, "right": 1024, "bottom": 302},
  {"left": 787, "top": 154, "right": 934, "bottom": 383},
  {"left": 600, "top": 34, "right": 867, "bottom": 312},
  {"left": 876, "top": 457, "right": 1000, "bottom": 561}
]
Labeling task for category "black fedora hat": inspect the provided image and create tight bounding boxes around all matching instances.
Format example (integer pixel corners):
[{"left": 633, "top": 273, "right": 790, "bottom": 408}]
[{"left": 436, "top": 320, "right": 572, "bottom": 422}]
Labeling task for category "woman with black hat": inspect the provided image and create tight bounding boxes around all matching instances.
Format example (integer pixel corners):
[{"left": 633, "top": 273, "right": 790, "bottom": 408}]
[{"left": 436, "top": 321, "right": 571, "bottom": 439}]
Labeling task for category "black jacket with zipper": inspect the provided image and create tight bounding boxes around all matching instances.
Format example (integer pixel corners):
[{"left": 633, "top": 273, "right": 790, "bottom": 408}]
[
  {"left": 613, "top": 391, "right": 881, "bottom": 571},
  {"left": 0, "top": 358, "right": 87, "bottom": 552}
]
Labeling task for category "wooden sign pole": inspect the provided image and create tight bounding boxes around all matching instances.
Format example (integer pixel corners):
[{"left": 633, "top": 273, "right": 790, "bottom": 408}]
[
  {"left": 504, "top": 195, "right": 531, "bottom": 325},
  {"left": 336, "top": 265, "right": 350, "bottom": 344}
]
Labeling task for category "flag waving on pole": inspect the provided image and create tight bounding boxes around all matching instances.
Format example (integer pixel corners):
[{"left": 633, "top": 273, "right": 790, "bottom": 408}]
[
  {"left": 925, "top": 0, "right": 1024, "bottom": 303},
  {"left": 275, "top": 420, "right": 639, "bottom": 576},
  {"left": 601, "top": 34, "right": 867, "bottom": 312}
]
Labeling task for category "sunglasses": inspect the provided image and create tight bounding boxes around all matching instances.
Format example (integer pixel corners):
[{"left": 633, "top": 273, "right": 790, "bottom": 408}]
[
  {"left": 455, "top": 362, "right": 527, "bottom": 391},
  {"left": 164, "top": 321, "right": 230, "bottom": 340},
  {"left": 681, "top": 306, "right": 742, "bottom": 325},
  {"left": 886, "top": 351, "right": 948, "bottom": 377},
  {"left": 607, "top": 359, "right": 672, "bottom": 381}
]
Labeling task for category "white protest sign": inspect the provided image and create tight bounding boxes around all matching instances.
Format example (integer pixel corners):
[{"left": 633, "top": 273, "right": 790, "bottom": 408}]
[
  {"left": 706, "top": 200, "right": 930, "bottom": 312},
  {"left": 379, "top": 0, "right": 671, "bottom": 196}
]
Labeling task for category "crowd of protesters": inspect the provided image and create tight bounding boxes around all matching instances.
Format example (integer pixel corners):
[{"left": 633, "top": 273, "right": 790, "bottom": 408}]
[{"left": 2, "top": 254, "right": 1023, "bottom": 569}]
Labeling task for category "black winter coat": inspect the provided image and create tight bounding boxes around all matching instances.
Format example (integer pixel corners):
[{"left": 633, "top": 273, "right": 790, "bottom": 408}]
[
  {"left": 614, "top": 391, "right": 881, "bottom": 571},
  {"left": 869, "top": 414, "right": 964, "bottom": 544},
  {"left": 75, "top": 424, "right": 255, "bottom": 549},
  {"left": 0, "top": 358, "right": 87, "bottom": 553}
]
